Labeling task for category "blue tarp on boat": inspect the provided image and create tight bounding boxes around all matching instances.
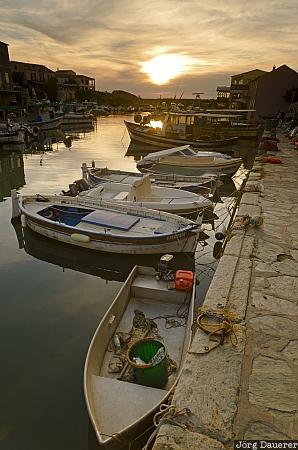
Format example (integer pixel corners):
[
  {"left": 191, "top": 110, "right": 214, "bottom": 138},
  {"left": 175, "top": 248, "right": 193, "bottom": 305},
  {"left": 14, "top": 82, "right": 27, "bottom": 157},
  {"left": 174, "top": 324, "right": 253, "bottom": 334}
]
[{"left": 81, "top": 210, "right": 140, "bottom": 231}]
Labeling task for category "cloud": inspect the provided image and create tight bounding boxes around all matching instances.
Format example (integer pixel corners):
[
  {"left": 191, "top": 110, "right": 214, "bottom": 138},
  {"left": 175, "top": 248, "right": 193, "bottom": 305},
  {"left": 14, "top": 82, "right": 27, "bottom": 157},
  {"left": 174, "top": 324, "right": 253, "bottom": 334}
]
[{"left": 1, "top": 0, "right": 298, "bottom": 96}]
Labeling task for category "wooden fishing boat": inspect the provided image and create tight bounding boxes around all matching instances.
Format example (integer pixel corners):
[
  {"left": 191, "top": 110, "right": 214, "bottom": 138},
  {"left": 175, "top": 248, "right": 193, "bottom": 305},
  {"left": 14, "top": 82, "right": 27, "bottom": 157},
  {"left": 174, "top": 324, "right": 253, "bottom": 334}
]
[
  {"left": 11, "top": 191, "right": 202, "bottom": 254},
  {"left": 78, "top": 174, "right": 213, "bottom": 215},
  {"left": 82, "top": 164, "right": 219, "bottom": 195},
  {"left": 84, "top": 264, "right": 195, "bottom": 449},
  {"left": 124, "top": 118, "right": 239, "bottom": 152},
  {"left": 137, "top": 145, "right": 243, "bottom": 177}
]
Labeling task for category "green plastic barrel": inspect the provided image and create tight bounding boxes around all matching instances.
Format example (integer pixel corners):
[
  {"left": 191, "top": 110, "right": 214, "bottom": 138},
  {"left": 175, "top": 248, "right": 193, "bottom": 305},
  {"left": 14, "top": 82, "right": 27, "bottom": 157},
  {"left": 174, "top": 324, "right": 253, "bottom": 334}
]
[{"left": 127, "top": 338, "right": 168, "bottom": 389}]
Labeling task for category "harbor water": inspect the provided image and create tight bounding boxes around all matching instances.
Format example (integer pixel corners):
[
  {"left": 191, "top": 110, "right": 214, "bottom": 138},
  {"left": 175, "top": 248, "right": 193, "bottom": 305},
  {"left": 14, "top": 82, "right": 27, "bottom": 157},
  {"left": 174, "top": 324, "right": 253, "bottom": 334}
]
[{"left": 0, "top": 115, "right": 249, "bottom": 450}]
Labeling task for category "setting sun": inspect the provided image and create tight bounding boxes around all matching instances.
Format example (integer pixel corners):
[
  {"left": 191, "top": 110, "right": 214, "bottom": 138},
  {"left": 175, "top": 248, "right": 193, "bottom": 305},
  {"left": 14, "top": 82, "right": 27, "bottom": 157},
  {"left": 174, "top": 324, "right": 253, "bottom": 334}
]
[{"left": 141, "top": 54, "right": 192, "bottom": 85}]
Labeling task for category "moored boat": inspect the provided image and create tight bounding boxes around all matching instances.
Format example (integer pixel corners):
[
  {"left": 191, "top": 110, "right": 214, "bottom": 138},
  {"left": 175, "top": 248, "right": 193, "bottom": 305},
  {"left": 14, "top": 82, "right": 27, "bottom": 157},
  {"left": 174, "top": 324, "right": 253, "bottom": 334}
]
[
  {"left": 27, "top": 115, "right": 63, "bottom": 131},
  {"left": 84, "top": 264, "right": 195, "bottom": 448},
  {"left": 11, "top": 191, "right": 202, "bottom": 254},
  {"left": 61, "top": 112, "right": 94, "bottom": 126},
  {"left": 124, "top": 116, "right": 239, "bottom": 153},
  {"left": 0, "top": 122, "right": 25, "bottom": 145},
  {"left": 77, "top": 174, "right": 213, "bottom": 215},
  {"left": 0, "top": 128, "right": 24, "bottom": 145},
  {"left": 137, "top": 145, "right": 243, "bottom": 177},
  {"left": 82, "top": 164, "right": 219, "bottom": 195}
]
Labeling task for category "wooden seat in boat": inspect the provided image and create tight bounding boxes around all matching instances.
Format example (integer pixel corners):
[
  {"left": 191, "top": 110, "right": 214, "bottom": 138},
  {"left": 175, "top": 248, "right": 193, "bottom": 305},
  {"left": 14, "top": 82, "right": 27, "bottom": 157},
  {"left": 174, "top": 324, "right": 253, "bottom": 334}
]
[
  {"left": 91, "top": 375, "right": 166, "bottom": 437},
  {"left": 113, "top": 191, "right": 129, "bottom": 200}
]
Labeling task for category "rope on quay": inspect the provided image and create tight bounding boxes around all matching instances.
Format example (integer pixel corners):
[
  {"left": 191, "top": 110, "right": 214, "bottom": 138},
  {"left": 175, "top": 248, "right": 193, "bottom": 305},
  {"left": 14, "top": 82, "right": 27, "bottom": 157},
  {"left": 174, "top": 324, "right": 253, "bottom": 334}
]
[{"left": 142, "top": 404, "right": 191, "bottom": 450}]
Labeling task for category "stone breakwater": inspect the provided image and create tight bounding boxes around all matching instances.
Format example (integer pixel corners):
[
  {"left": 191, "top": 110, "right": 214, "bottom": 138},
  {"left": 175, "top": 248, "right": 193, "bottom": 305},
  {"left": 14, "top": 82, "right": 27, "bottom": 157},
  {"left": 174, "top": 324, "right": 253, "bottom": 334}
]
[{"left": 153, "top": 134, "right": 298, "bottom": 449}]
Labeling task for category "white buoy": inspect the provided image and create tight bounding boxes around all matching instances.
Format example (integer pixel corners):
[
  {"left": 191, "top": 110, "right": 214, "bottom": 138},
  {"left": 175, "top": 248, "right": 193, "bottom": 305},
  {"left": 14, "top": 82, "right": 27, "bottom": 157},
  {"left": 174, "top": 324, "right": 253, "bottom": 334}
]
[
  {"left": 11, "top": 189, "right": 21, "bottom": 219},
  {"left": 215, "top": 224, "right": 226, "bottom": 241},
  {"left": 71, "top": 233, "right": 90, "bottom": 243}
]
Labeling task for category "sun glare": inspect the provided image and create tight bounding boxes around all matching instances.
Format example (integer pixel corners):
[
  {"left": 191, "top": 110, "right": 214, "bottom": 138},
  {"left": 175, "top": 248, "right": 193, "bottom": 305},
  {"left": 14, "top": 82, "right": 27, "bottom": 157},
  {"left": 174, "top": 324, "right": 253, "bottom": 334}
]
[
  {"left": 141, "top": 54, "right": 192, "bottom": 85},
  {"left": 150, "top": 120, "right": 163, "bottom": 129}
]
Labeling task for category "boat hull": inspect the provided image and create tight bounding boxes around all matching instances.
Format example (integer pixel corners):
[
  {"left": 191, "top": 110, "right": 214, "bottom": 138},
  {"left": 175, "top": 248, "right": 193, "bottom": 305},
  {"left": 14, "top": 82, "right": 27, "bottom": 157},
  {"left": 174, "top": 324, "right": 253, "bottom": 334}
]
[
  {"left": 87, "top": 169, "right": 218, "bottom": 196},
  {"left": 25, "top": 217, "right": 198, "bottom": 253},
  {"left": 16, "top": 195, "right": 201, "bottom": 255},
  {"left": 28, "top": 116, "right": 63, "bottom": 130},
  {"left": 124, "top": 121, "right": 238, "bottom": 152},
  {"left": 62, "top": 115, "right": 94, "bottom": 126},
  {"left": 139, "top": 160, "right": 242, "bottom": 177},
  {"left": 84, "top": 266, "right": 195, "bottom": 448}
]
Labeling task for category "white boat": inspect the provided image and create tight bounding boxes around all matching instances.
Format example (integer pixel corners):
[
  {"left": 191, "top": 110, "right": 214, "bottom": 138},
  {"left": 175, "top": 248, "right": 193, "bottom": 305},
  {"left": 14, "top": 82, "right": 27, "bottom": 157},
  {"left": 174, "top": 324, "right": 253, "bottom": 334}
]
[
  {"left": 137, "top": 145, "right": 243, "bottom": 177},
  {"left": 83, "top": 165, "right": 219, "bottom": 195},
  {"left": 11, "top": 191, "right": 201, "bottom": 254},
  {"left": 0, "top": 122, "right": 25, "bottom": 145},
  {"left": 27, "top": 115, "right": 63, "bottom": 131},
  {"left": 62, "top": 112, "right": 94, "bottom": 126},
  {"left": 78, "top": 174, "right": 212, "bottom": 215},
  {"left": 90, "top": 106, "right": 110, "bottom": 116},
  {"left": 84, "top": 264, "right": 195, "bottom": 448}
]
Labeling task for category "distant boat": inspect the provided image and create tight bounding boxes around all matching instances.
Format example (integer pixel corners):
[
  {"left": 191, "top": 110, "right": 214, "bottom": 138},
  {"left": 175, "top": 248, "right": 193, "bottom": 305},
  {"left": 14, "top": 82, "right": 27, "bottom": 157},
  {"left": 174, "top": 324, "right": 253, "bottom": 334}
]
[
  {"left": 0, "top": 127, "right": 24, "bottom": 145},
  {"left": 90, "top": 107, "right": 110, "bottom": 116},
  {"left": 78, "top": 174, "right": 212, "bottom": 215},
  {"left": 137, "top": 145, "right": 243, "bottom": 177},
  {"left": 12, "top": 191, "right": 202, "bottom": 254},
  {"left": 124, "top": 118, "right": 239, "bottom": 152},
  {"left": 84, "top": 264, "right": 195, "bottom": 448},
  {"left": 27, "top": 115, "right": 63, "bottom": 131},
  {"left": 61, "top": 112, "right": 94, "bottom": 126},
  {"left": 83, "top": 165, "right": 219, "bottom": 195}
]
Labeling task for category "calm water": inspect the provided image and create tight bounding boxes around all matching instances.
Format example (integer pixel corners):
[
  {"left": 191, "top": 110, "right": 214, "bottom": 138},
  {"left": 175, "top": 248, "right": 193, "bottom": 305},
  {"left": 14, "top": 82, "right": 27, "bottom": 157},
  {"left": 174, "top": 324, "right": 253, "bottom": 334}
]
[{"left": 0, "top": 115, "right": 248, "bottom": 450}]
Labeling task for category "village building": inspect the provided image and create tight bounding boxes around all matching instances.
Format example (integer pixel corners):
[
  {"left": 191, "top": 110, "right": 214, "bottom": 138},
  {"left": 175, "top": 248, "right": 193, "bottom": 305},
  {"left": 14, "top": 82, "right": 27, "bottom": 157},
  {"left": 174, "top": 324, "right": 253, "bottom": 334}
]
[
  {"left": 11, "top": 60, "right": 54, "bottom": 101},
  {"left": 216, "top": 85, "right": 230, "bottom": 107},
  {"left": 55, "top": 70, "right": 95, "bottom": 101},
  {"left": 0, "top": 41, "right": 22, "bottom": 112},
  {"left": 229, "top": 69, "right": 267, "bottom": 109},
  {"left": 248, "top": 64, "right": 298, "bottom": 117}
]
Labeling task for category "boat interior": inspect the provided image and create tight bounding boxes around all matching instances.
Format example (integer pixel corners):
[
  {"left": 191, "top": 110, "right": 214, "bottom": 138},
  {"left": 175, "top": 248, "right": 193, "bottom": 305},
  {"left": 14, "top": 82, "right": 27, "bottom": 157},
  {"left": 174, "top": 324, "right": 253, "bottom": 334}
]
[
  {"left": 28, "top": 200, "right": 185, "bottom": 236},
  {"left": 83, "top": 175, "right": 200, "bottom": 205},
  {"left": 86, "top": 267, "right": 193, "bottom": 440}
]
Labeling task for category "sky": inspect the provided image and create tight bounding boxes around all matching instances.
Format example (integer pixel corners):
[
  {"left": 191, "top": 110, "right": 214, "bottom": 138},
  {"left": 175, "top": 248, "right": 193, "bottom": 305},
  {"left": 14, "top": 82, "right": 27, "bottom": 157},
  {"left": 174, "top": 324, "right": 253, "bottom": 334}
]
[{"left": 1, "top": 0, "right": 298, "bottom": 98}]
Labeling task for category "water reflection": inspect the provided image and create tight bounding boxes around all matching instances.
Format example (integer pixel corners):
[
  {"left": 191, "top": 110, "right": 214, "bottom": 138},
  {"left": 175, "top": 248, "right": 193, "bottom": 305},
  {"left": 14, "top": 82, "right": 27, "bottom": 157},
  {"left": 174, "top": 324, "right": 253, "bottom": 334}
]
[
  {"left": 125, "top": 142, "right": 161, "bottom": 160},
  {"left": 0, "top": 152, "right": 25, "bottom": 201},
  {"left": 13, "top": 225, "right": 196, "bottom": 283},
  {"left": 0, "top": 115, "right": 253, "bottom": 450},
  {"left": 61, "top": 123, "right": 95, "bottom": 136},
  {"left": 24, "top": 129, "right": 69, "bottom": 154}
]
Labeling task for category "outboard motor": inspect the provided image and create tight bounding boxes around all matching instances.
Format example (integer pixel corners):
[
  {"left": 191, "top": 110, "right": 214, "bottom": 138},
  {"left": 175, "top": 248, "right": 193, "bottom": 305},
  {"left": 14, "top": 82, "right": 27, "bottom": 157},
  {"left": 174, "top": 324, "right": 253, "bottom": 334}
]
[{"left": 156, "top": 254, "right": 175, "bottom": 281}]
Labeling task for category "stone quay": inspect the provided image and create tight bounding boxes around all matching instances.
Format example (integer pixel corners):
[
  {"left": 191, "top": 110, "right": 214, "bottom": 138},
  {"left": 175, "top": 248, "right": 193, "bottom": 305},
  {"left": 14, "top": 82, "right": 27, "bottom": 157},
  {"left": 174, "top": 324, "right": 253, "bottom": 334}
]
[{"left": 153, "top": 134, "right": 298, "bottom": 449}]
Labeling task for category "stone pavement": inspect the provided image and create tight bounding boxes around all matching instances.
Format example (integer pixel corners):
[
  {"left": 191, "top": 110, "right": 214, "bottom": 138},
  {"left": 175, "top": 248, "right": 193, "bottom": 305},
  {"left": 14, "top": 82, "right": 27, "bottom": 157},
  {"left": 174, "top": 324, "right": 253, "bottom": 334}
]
[{"left": 153, "top": 134, "right": 298, "bottom": 449}]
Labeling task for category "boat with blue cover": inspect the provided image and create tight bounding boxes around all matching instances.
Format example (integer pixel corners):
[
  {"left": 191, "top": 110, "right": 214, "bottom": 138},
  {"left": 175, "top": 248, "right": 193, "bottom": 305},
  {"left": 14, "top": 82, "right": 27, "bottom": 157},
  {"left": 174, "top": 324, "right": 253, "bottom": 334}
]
[{"left": 11, "top": 191, "right": 202, "bottom": 254}]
